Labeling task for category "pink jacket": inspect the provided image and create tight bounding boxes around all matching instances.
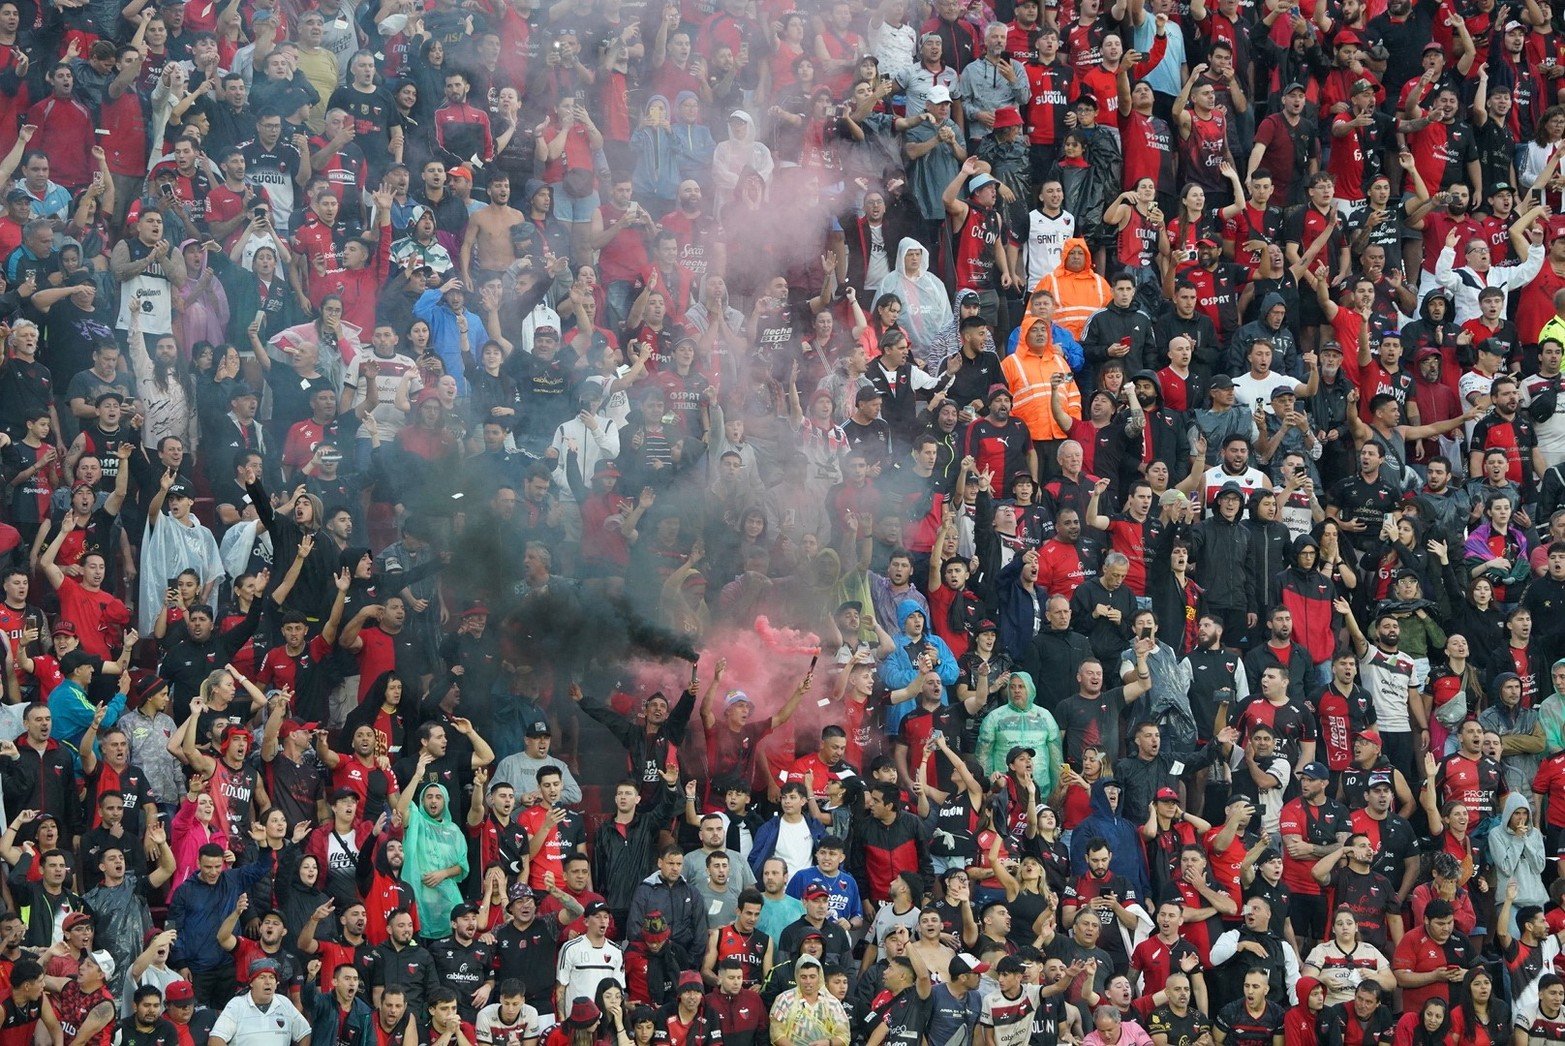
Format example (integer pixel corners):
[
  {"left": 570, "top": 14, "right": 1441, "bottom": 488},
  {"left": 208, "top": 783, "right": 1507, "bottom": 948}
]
[{"left": 169, "top": 795, "right": 230, "bottom": 893}]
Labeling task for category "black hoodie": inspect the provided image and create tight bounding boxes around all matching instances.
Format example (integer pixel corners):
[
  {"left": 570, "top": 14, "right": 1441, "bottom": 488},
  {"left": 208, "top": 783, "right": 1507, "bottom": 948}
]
[{"left": 1126, "top": 370, "right": 1193, "bottom": 486}]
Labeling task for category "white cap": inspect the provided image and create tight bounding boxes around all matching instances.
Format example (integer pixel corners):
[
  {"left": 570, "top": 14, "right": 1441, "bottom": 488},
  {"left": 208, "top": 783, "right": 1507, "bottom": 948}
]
[{"left": 926, "top": 85, "right": 953, "bottom": 104}]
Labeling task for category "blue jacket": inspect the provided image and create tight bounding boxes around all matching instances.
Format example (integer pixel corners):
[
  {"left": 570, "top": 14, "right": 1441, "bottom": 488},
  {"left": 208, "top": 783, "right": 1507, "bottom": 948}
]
[
  {"left": 413, "top": 289, "right": 490, "bottom": 394},
  {"left": 880, "top": 599, "right": 959, "bottom": 735},
  {"left": 1068, "top": 778, "right": 1149, "bottom": 897},
  {"left": 168, "top": 858, "right": 270, "bottom": 971},
  {"left": 1005, "top": 321, "right": 1082, "bottom": 368},
  {"left": 303, "top": 978, "right": 375, "bottom": 1046},
  {"left": 748, "top": 814, "right": 826, "bottom": 878},
  {"left": 994, "top": 554, "right": 1043, "bottom": 664},
  {"left": 47, "top": 679, "right": 126, "bottom": 771}
]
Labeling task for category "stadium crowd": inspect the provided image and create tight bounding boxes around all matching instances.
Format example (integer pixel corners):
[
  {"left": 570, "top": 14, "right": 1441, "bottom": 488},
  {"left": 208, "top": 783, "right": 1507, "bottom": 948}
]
[{"left": 23, "top": 0, "right": 1565, "bottom": 1042}]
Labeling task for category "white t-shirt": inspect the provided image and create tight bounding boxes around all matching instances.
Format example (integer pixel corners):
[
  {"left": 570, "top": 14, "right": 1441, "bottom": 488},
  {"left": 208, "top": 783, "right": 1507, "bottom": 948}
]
[
  {"left": 1232, "top": 371, "right": 1300, "bottom": 416},
  {"left": 772, "top": 817, "right": 817, "bottom": 879}
]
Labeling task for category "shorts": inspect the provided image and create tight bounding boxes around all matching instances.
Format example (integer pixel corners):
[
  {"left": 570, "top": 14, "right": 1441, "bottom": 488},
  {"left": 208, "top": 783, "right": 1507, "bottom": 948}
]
[{"left": 553, "top": 188, "right": 600, "bottom": 223}]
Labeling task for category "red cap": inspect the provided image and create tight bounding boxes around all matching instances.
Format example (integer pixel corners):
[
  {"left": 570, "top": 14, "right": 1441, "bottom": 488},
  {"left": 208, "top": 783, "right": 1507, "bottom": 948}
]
[
  {"left": 52, "top": 620, "right": 77, "bottom": 637},
  {"left": 164, "top": 981, "right": 195, "bottom": 1004},
  {"left": 1548, "top": 909, "right": 1565, "bottom": 935},
  {"left": 803, "top": 883, "right": 831, "bottom": 900},
  {"left": 1358, "top": 728, "right": 1383, "bottom": 746},
  {"left": 1335, "top": 29, "right": 1363, "bottom": 45}
]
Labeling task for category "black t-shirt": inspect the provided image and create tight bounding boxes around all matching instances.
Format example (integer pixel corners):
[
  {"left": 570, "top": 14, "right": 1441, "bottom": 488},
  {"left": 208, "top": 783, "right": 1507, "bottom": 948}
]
[
  {"left": 117, "top": 1018, "right": 181, "bottom": 1046},
  {"left": 1146, "top": 1004, "right": 1211, "bottom": 1046},
  {"left": 1054, "top": 687, "right": 1134, "bottom": 765},
  {"left": 1214, "top": 999, "right": 1285, "bottom": 1046},
  {"left": 493, "top": 917, "right": 562, "bottom": 1007},
  {"left": 864, "top": 986, "right": 931, "bottom": 1046},
  {"left": 429, "top": 935, "right": 496, "bottom": 1017},
  {"left": 1327, "top": 474, "right": 1400, "bottom": 550}
]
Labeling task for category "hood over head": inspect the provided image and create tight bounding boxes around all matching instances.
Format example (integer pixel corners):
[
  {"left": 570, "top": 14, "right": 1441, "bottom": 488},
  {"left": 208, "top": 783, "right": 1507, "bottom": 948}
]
[
  {"left": 726, "top": 109, "right": 758, "bottom": 143},
  {"left": 1131, "top": 368, "right": 1162, "bottom": 406},
  {"left": 1052, "top": 237, "right": 1096, "bottom": 280},
  {"left": 896, "top": 597, "right": 927, "bottom": 631},
  {"left": 1293, "top": 976, "right": 1324, "bottom": 1013},
  {"left": 895, "top": 237, "right": 932, "bottom": 281},
  {"left": 1088, "top": 776, "right": 1124, "bottom": 818},
  {"left": 1419, "top": 288, "right": 1453, "bottom": 323},
  {"left": 1260, "top": 291, "right": 1287, "bottom": 328}
]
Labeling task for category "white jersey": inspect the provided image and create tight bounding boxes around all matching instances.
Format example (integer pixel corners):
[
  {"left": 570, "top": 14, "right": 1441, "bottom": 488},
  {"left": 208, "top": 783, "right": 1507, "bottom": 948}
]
[
  {"left": 555, "top": 934, "right": 624, "bottom": 1006},
  {"left": 116, "top": 243, "right": 177, "bottom": 336},
  {"left": 476, "top": 1002, "right": 541, "bottom": 1045},
  {"left": 1201, "top": 465, "right": 1269, "bottom": 515},
  {"left": 1524, "top": 372, "right": 1565, "bottom": 467},
  {"left": 1025, "top": 209, "right": 1076, "bottom": 285},
  {"left": 1358, "top": 644, "right": 1416, "bottom": 732}
]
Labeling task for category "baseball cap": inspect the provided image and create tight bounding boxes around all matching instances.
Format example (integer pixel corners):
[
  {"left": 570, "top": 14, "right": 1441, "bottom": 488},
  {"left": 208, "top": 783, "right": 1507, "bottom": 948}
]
[
  {"left": 524, "top": 719, "right": 552, "bottom": 738},
  {"left": 448, "top": 165, "right": 474, "bottom": 180},
  {"left": 461, "top": 601, "right": 490, "bottom": 618},
  {"left": 52, "top": 620, "right": 78, "bottom": 637},
  {"left": 1335, "top": 29, "right": 1363, "bottom": 45},
  {"left": 64, "top": 912, "right": 93, "bottom": 931},
  {"left": 450, "top": 902, "right": 479, "bottom": 919},
  {"left": 1320, "top": 341, "right": 1345, "bottom": 355},
  {"left": 1283, "top": 81, "right": 1306, "bottom": 94},
  {"left": 1271, "top": 384, "right": 1296, "bottom": 399},
  {"left": 1006, "top": 745, "right": 1036, "bottom": 763},
  {"left": 1299, "top": 762, "right": 1331, "bottom": 780},
  {"left": 973, "top": 619, "right": 998, "bottom": 634},
  {"left": 1196, "top": 237, "right": 1220, "bottom": 248},
  {"left": 926, "top": 85, "right": 953, "bottom": 104},
  {"left": 164, "top": 981, "right": 195, "bottom": 1004},
  {"left": 724, "top": 690, "right": 754, "bottom": 710},
  {"left": 967, "top": 173, "right": 997, "bottom": 193},
  {"left": 594, "top": 460, "right": 622, "bottom": 477},
  {"left": 803, "top": 883, "right": 831, "bottom": 900},
  {"left": 84, "top": 951, "right": 115, "bottom": 980},
  {"left": 5, "top": 188, "right": 28, "bottom": 203},
  {"left": 1358, "top": 728, "right": 1383, "bottom": 746},
  {"left": 166, "top": 481, "right": 194, "bottom": 499},
  {"left": 1367, "top": 771, "right": 1394, "bottom": 790},
  {"left": 1215, "top": 480, "right": 1245, "bottom": 500},
  {"left": 583, "top": 900, "right": 610, "bottom": 918},
  {"left": 949, "top": 953, "right": 991, "bottom": 978},
  {"left": 1209, "top": 374, "right": 1235, "bottom": 389},
  {"left": 1154, "top": 786, "right": 1180, "bottom": 802}
]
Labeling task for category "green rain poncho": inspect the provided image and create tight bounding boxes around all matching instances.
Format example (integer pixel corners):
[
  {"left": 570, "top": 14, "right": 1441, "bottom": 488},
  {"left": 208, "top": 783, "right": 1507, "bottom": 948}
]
[{"left": 401, "top": 782, "right": 469, "bottom": 938}]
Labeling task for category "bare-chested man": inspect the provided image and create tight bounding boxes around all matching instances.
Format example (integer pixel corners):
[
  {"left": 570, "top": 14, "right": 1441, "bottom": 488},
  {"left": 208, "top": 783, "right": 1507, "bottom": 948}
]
[{"left": 461, "top": 171, "right": 526, "bottom": 286}]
